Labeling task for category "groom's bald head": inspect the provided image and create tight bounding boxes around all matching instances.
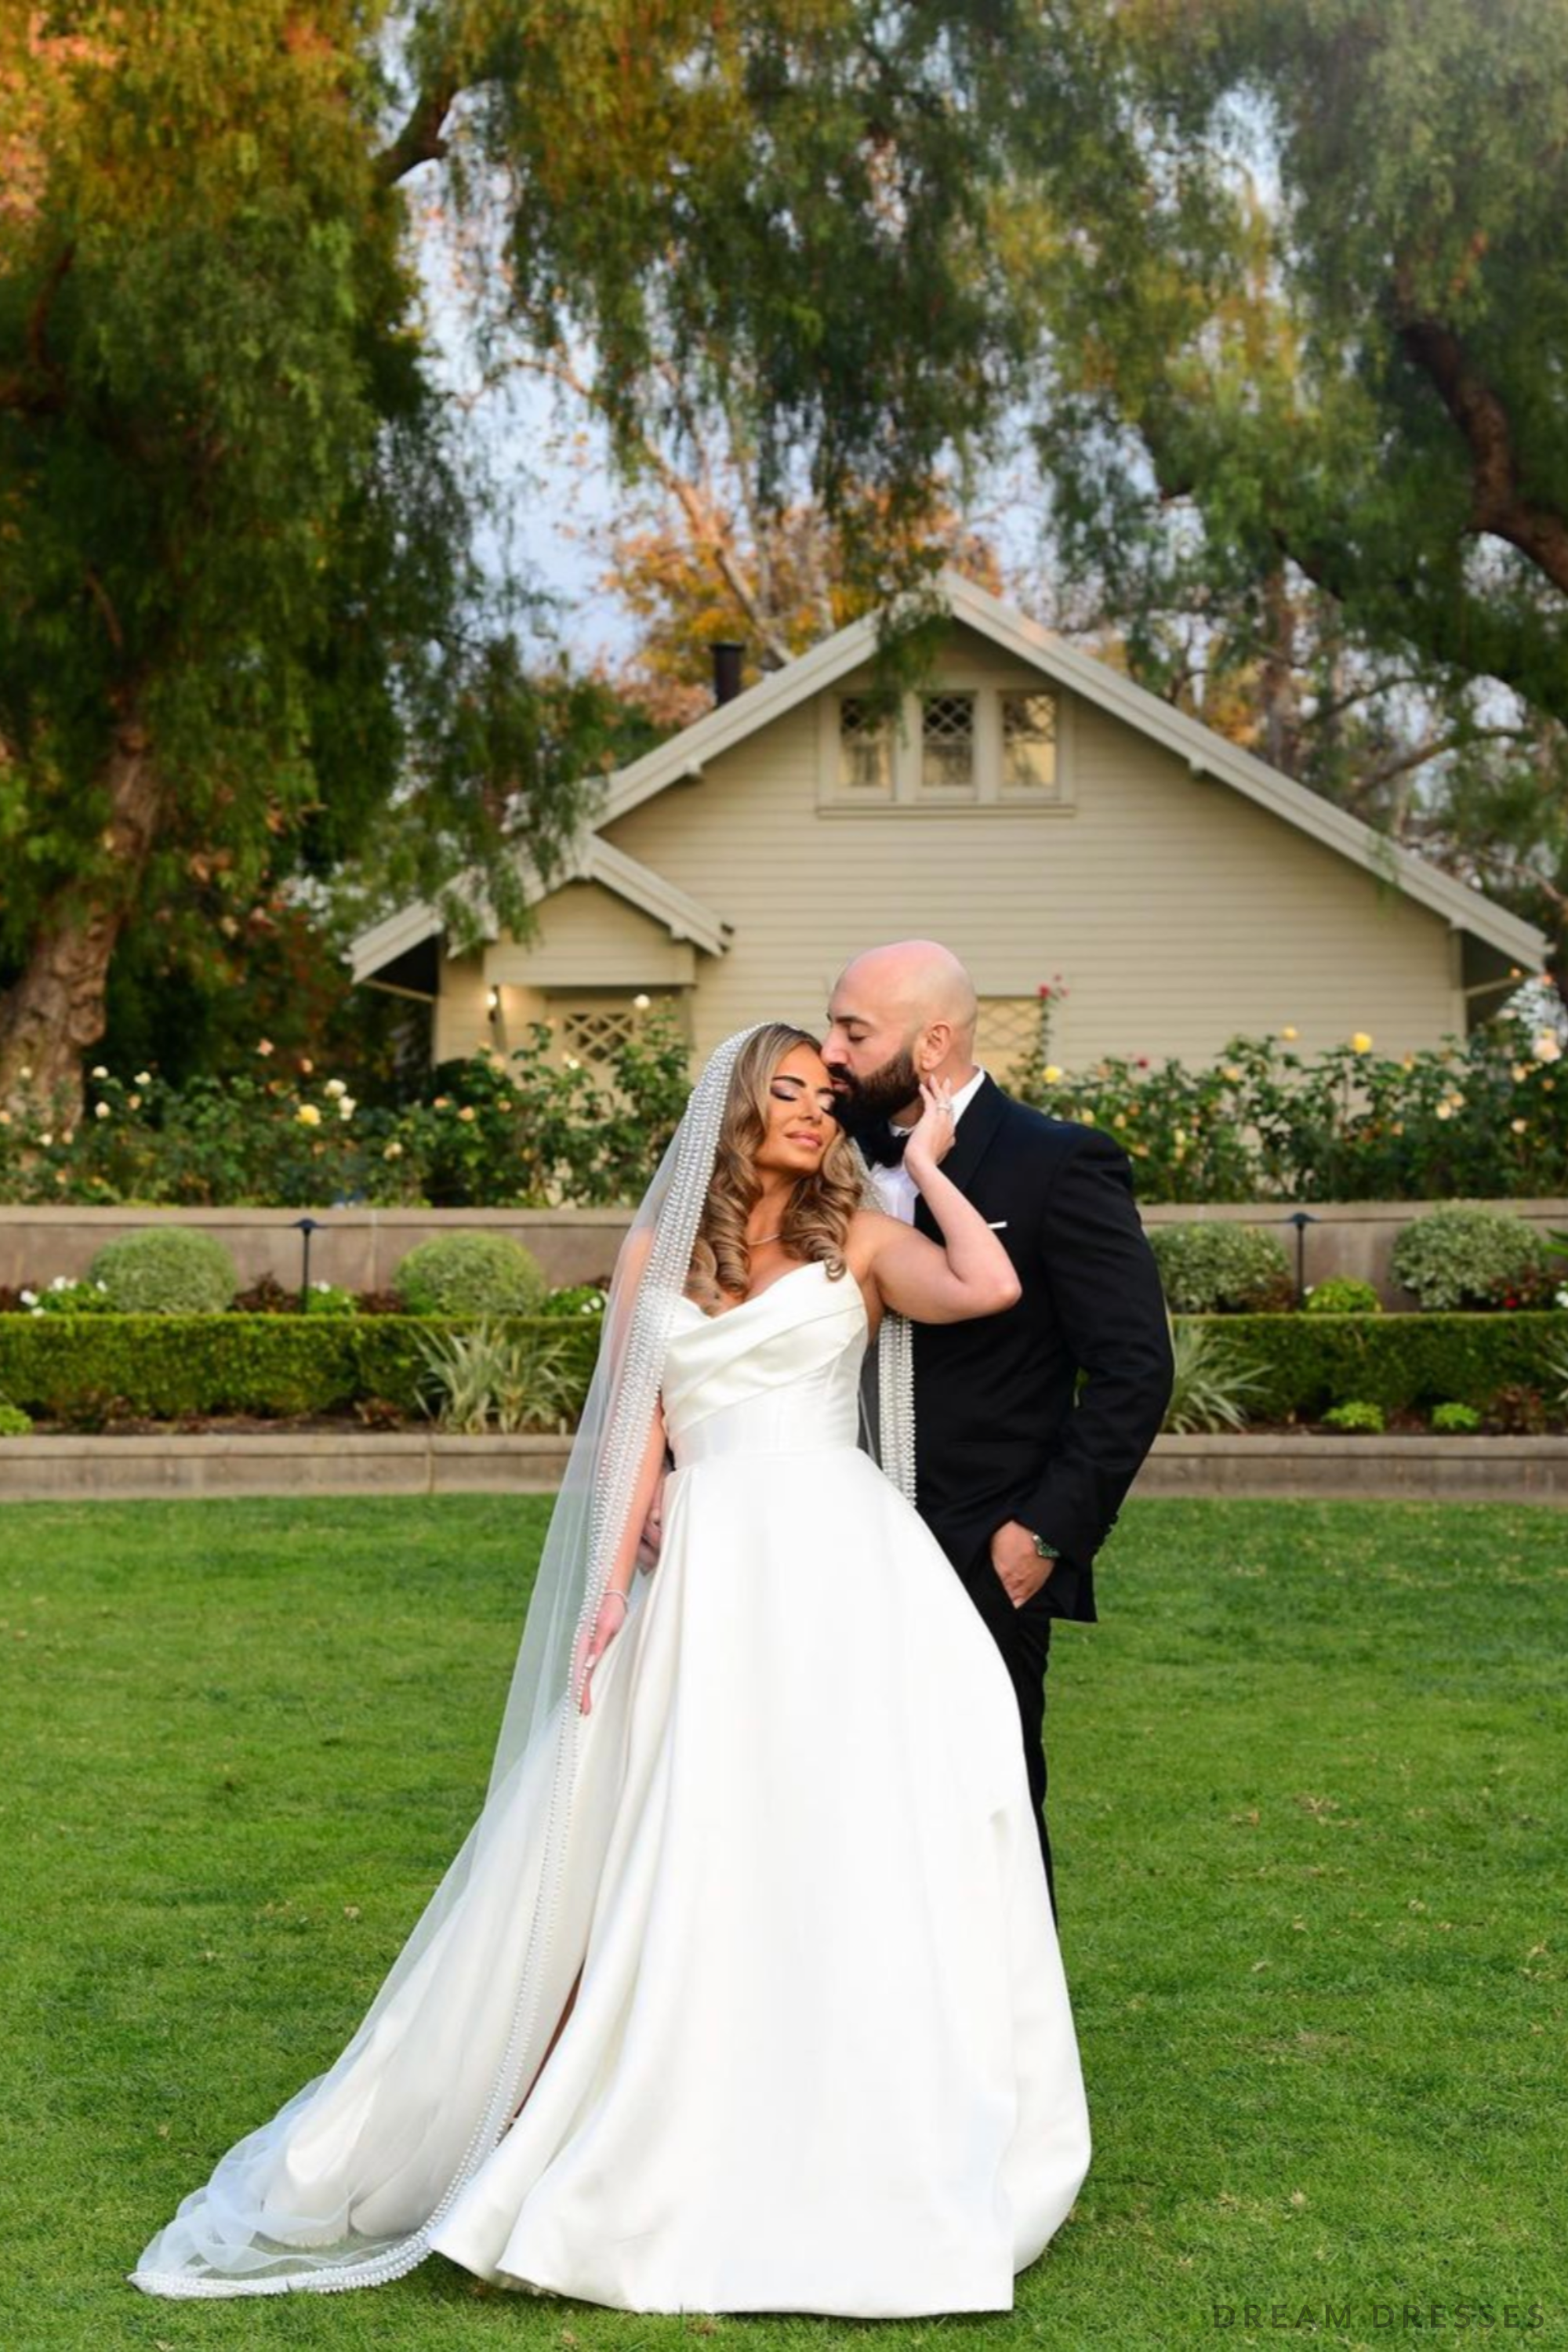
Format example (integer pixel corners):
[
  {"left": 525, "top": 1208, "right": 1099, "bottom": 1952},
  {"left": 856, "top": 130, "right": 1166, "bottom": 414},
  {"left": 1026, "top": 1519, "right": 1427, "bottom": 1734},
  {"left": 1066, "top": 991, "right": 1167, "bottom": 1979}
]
[
  {"left": 823, "top": 940, "right": 979, "bottom": 1123},
  {"left": 834, "top": 941, "right": 978, "bottom": 1049}
]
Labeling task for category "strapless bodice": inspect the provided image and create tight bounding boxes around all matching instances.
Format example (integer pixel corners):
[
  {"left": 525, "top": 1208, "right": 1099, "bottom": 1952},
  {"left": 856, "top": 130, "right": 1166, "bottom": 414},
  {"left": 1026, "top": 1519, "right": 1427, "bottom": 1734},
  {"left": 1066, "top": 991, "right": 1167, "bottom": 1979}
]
[{"left": 662, "top": 1260, "right": 868, "bottom": 1466}]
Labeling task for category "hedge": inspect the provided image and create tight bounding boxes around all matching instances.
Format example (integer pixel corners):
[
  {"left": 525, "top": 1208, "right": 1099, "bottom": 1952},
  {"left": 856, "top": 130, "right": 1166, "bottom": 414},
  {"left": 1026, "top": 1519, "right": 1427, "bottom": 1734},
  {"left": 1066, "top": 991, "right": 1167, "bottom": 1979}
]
[
  {"left": 0, "top": 1311, "right": 1563, "bottom": 1425},
  {"left": 0, "top": 1315, "right": 601, "bottom": 1419},
  {"left": 1192, "top": 1313, "right": 1568, "bottom": 1417}
]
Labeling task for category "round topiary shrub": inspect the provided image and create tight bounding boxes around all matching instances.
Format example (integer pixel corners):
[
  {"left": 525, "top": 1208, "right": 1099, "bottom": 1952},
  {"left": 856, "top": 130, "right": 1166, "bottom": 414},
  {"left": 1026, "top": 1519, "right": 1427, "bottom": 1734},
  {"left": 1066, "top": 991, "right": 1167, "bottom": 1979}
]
[
  {"left": 393, "top": 1232, "right": 547, "bottom": 1319},
  {"left": 1302, "top": 1277, "right": 1383, "bottom": 1316},
  {"left": 1147, "top": 1222, "right": 1294, "bottom": 1313},
  {"left": 85, "top": 1225, "right": 238, "bottom": 1313},
  {"left": 1389, "top": 1204, "right": 1555, "bottom": 1311}
]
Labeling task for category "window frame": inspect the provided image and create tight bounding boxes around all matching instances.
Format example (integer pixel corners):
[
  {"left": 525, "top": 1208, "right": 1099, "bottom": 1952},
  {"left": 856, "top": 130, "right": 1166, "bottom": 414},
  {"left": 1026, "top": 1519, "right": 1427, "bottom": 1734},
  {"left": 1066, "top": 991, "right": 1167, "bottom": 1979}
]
[{"left": 818, "top": 679, "right": 1074, "bottom": 815}]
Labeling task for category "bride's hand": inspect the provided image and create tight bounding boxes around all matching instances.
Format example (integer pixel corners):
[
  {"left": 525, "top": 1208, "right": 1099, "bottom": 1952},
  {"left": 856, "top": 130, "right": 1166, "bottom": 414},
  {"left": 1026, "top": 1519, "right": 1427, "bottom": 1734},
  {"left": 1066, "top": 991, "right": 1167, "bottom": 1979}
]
[
  {"left": 576, "top": 1589, "right": 630, "bottom": 1716},
  {"left": 901, "top": 1077, "right": 957, "bottom": 1181}
]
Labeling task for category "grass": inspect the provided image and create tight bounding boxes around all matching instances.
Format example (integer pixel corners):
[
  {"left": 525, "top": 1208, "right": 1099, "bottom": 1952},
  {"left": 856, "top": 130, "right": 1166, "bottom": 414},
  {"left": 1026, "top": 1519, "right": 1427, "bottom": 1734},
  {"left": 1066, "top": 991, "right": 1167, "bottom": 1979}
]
[{"left": 0, "top": 1496, "right": 1562, "bottom": 2352}]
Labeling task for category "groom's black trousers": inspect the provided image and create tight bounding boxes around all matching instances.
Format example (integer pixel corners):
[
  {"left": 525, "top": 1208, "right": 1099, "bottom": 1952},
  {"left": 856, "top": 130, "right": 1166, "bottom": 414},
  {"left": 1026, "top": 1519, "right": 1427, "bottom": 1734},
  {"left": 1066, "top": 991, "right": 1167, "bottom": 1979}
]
[{"left": 956, "top": 1541, "right": 1056, "bottom": 1923}]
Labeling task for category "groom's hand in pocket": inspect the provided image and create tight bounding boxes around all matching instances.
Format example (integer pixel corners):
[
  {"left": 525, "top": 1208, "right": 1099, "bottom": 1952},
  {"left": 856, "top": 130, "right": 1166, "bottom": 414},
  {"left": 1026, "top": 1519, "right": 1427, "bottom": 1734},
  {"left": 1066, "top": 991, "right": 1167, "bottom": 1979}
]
[{"left": 989, "top": 1520, "right": 1053, "bottom": 1608}]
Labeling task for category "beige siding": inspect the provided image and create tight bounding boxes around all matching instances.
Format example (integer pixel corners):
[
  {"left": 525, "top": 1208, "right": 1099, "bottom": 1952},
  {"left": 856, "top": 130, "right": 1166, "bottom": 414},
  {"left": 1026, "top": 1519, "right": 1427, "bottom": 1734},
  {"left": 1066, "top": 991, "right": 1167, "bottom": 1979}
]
[
  {"left": 601, "top": 623, "right": 1461, "bottom": 1068},
  {"left": 484, "top": 883, "right": 696, "bottom": 989},
  {"left": 430, "top": 621, "right": 1466, "bottom": 1072}
]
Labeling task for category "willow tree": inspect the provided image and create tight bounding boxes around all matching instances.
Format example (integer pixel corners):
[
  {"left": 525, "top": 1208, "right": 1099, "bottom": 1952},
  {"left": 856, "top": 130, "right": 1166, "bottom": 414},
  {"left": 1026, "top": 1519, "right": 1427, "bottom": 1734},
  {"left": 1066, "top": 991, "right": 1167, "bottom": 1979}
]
[
  {"left": 0, "top": 0, "right": 1026, "bottom": 1120},
  {"left": 1005, "top": 0, "right": 1568, "bottom": 978}
]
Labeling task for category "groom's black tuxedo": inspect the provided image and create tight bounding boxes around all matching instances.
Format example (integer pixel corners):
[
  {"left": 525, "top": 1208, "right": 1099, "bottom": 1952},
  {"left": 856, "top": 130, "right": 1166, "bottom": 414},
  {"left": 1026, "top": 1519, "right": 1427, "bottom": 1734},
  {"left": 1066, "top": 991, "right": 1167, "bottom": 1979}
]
[{"left": 898, "top": 1076, "right": 1173, "bottom": 1909}]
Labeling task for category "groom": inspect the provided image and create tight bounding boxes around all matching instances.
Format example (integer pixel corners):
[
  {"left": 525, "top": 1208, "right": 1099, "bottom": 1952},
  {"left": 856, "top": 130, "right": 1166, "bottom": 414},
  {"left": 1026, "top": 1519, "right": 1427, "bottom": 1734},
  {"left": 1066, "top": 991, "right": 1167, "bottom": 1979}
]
[{"left": 824, "top": 942, "right": 1174, "bottom": 1919}]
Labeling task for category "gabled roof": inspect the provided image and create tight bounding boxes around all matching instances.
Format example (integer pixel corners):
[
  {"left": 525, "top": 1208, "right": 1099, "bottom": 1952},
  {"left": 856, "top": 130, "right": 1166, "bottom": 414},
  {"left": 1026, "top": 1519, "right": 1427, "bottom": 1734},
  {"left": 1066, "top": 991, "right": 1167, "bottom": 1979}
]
[
  {"left": 351, "top": 570, "right": 1546, "bottom": 981},
  {"left": 348, "top": 833, "right": 731, "bottom": 985},
  {"left": 591, "top": 568, "right": 1545, "bottom": 969}
]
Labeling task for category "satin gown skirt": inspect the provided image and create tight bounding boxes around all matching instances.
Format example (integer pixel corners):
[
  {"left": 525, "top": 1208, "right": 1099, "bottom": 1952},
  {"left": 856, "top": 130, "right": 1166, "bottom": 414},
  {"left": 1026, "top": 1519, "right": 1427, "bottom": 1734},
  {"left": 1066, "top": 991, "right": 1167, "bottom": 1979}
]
[{"left": 428, "top": 1261, "right": 1091, "bottom": 2316}]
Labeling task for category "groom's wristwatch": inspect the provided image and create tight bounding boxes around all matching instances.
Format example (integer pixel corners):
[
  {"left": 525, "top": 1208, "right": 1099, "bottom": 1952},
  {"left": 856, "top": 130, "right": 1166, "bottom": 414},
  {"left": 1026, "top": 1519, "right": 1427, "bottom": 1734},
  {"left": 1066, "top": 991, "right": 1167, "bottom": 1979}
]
[{"left": 1027, "top": 1530, "right": 1061, "bottom": 1563}]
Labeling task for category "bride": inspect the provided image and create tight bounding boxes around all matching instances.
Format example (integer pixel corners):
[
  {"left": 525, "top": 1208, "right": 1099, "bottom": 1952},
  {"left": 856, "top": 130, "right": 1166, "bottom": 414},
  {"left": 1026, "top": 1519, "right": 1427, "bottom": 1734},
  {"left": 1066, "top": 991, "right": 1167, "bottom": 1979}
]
[{"left": 130, "top": 1022, "right": 1091, "bottom": 2316}]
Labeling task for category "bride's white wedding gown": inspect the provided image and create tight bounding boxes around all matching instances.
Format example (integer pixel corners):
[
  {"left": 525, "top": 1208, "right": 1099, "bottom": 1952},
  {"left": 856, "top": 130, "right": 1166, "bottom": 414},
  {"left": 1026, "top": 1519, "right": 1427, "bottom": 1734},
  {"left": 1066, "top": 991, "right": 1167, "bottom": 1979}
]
[{"left": 132, "top": 1258, "right": 1090, "bottom": 2316}]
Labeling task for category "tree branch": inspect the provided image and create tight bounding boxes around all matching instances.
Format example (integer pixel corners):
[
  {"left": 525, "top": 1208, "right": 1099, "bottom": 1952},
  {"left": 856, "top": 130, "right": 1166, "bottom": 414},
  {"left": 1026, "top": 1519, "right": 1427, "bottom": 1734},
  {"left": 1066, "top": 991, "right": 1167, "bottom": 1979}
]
[
  {"left": 1394, "top": 275, "right": 1568, "bottom": 594},
  {"left": 0, "top": 241, "right": 74, "bottom": 416},
  {"left": 376, "top": 75, "right": 459, "bottom": 185}
]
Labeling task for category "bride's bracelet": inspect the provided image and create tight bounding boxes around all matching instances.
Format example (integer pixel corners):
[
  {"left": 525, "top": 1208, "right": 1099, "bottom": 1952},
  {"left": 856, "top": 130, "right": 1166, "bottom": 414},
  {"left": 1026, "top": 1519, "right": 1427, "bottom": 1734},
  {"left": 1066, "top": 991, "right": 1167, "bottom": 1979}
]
[{"left": 599, "top": 1588, "right": 630, "bottom": 1618}]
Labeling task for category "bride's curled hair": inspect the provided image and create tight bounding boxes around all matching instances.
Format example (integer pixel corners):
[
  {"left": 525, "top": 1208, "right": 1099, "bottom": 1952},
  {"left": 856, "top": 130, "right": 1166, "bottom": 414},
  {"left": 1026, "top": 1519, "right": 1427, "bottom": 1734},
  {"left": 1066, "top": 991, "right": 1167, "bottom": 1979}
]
[{"left": 688, "top": 1023, "right": 864, "bottom": 1310}]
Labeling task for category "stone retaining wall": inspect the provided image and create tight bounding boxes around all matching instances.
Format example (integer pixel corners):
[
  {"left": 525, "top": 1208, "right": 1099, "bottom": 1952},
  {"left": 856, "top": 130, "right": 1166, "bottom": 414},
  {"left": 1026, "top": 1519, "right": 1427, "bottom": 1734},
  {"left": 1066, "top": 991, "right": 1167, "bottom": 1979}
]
[
  {"left": 3, "top": 1431, "right": 1563, "bottom": 1507},
  {"left": 5, "top": 1197, "right": 1567, "bottom": 1303}
]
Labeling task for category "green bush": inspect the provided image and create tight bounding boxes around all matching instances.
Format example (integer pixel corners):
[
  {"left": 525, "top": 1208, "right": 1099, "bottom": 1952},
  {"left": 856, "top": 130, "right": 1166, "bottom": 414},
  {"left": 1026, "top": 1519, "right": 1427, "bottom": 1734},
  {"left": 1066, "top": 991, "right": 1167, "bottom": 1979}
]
[
  {"left": 1431, "top": 1402, "right": 1483, "bottom": 1434},
  {"left": 1162, "top": 1319, "right": 1269, "bottom": 1432},
  {"left": 1147, "top": 1222, "right": 1294, "bottom": 1313},
  {"left": 393, "top": 1233, "right": 547, "bottom": 1319},
  {"left": 85, "top": 1225, "right": 238, "bottom": 1313},
  {"left": 1303, "top": 1277, "right": 1383, "bottom": 1316},
  {"left": 0, "top": 1309, "right": 1560, "bottom": 1432},
  {"left": 1389, "top": 1204, "right": 1556, "bottom": 1311},
  {"left": 0, "top": 1399, "right": 33, "bottom": 1435},
  {"left": 1323, "top": 1399, "right": 1386, "bottom": 1433},
  {"left": 1182, "top": 1313, "right": 1566, "bottom": 1417},
  {"left": 0, "top": 1315, "right": 598, "bottom": 1420}
]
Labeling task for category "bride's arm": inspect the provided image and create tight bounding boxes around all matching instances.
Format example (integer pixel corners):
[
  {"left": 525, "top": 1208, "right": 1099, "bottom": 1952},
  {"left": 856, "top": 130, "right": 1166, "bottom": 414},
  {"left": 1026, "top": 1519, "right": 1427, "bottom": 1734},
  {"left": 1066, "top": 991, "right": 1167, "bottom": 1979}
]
[
  {"left": 854, "top": 1082, "right": 1022, "bottom": 1325},
  {"left": 578, "top": 1401, "right": 668, "bottom": 1715}
]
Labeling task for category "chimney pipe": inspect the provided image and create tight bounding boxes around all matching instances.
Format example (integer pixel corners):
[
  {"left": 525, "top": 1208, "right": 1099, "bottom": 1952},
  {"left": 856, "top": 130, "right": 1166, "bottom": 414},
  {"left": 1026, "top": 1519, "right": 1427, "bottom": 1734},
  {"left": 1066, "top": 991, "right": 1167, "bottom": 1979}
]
[{"left": 711, "top": 641, "right": 744, "bottom": 706}]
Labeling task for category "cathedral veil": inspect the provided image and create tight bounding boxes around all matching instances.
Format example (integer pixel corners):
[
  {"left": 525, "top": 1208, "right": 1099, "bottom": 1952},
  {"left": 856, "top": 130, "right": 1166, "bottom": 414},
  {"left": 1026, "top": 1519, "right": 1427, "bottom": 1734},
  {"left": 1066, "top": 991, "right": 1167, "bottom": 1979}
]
[{"left": 130, "top": 1025, "right": 768, "bottom": 2298}]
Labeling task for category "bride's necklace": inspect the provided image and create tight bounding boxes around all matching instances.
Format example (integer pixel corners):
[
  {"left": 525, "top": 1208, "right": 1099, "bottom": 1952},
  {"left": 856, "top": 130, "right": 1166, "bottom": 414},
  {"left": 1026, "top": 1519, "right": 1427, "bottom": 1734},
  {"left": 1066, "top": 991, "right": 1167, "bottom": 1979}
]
[{"left": 749, "top": 1229, "right": 783, "bottom": 1247}]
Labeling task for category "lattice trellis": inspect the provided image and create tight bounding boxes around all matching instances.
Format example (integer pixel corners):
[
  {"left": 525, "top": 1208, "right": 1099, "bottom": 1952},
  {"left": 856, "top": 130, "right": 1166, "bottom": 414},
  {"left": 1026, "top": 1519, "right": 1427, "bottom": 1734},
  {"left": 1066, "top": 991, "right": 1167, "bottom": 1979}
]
[
  {"left": 837, "top": 696, "right": 893, "bottom": 795},
  {"left": 1001, "top": 691, "right": 1058, "bottom": 793},
  {"left": 920, "top": 692, "right": 975, "bottom": 793},
  {"left": 558, "top": 1006, "right": 644, "bottom": 1067},
  {"left": 976, "top": 996, "right": 1045, "bottom": 1082}
]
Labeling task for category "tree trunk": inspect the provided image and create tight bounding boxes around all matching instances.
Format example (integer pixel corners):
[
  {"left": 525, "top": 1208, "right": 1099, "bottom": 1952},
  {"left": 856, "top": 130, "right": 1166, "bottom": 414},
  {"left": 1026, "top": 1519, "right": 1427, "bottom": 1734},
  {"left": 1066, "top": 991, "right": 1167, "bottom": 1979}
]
[{"left": 0, "top": 711, "right": 161, "bottom": 1128}]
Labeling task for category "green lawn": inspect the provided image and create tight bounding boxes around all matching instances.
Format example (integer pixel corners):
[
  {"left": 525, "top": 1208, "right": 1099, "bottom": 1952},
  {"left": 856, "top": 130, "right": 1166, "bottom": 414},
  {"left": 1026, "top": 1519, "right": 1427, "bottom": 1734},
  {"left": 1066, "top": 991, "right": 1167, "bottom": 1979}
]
[{"left": 1, "top": 1497, "right": 1561, "bottom": 2352}]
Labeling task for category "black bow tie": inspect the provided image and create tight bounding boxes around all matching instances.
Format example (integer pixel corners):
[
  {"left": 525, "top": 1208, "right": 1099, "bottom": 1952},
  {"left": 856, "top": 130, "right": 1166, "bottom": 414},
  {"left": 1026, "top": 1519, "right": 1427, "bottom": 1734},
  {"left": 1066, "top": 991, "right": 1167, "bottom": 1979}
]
[{"left": 861, "top": 1121, "right": 910, "bottom": 1169}]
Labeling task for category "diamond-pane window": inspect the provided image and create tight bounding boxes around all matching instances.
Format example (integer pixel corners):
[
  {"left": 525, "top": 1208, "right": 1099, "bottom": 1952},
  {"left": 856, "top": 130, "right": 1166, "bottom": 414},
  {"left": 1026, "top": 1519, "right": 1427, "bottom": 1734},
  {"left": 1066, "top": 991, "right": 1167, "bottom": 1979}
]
[
  {"left": 920, "top": 693, "right": 975, "bottom": 793},
  {"left": 837, "top": 697, "right": 893, "bottom": 796},
  {"left": 1001, "top": 691, "right": 1058, "bottom": 793}
]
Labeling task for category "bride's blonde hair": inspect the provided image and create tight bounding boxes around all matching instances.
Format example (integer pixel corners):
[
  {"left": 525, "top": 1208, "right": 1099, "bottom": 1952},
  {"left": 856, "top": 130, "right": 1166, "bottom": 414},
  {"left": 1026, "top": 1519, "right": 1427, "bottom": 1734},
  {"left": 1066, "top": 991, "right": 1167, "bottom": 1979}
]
[{"left": 687, "top": 1023, "right": 863, "bottom": 1310}]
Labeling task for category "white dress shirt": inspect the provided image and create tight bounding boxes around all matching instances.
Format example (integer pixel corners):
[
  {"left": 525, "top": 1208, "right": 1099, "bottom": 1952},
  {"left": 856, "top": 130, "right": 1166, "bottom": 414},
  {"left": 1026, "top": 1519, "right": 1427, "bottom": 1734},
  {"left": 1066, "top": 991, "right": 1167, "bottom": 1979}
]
[{"left": 868, "top": 1065, "right": 989, "bottom": 1225}]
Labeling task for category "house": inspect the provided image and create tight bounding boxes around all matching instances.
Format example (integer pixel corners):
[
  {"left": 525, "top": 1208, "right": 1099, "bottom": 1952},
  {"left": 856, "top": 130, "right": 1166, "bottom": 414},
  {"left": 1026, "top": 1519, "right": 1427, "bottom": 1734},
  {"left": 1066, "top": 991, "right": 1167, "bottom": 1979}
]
[{"left": 348, "top": 573, "right": 1547, "bottom": 1082}]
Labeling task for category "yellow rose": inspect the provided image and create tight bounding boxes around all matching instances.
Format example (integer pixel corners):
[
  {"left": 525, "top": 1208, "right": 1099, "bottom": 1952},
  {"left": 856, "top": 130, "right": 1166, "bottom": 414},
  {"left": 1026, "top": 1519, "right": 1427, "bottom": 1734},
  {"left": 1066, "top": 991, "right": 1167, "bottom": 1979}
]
[
  {"left": 296, "top": 1103, "right": 321, "bottom": 1127},
  {"left": 1279, "top": 1025, "right": 1298, "bottom": 1043},
  {"left": 1534, "top": 1030, "right": 1563, "bottom": 1064},
  {"left": 1350, "top": 1032, "right": 1374, "bottom": 1054},
  {"left": 1043, "top": 1064, "right": 1063, "bottom": 1084}
]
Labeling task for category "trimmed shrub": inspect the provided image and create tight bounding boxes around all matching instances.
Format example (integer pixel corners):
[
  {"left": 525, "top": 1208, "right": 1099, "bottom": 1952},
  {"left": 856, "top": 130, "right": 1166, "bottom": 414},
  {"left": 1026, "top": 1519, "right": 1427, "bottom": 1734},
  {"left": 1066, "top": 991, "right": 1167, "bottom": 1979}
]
[
  {"left": 85, "top": 1226, "right": 238, "bottom": 1314},
  {"left": 1181, "top": 1313, "right": 1566, "bottom": 1417},
  {"left": 1390, "top": 1204, "right": 1556, "bottom": 1311},
  {"left": 1148, "top": 1222, "right": 1294, "bottom": 1313},
  {"left": 393, "top": 1234, "right": 546, "bottom": 1319},
  {"left": 0, "top": 1315, "right": 599, "bottom": 1421},
  {"left": 0, "top": 1399, "right": 32, "bottom": 1435},
  {"left": 1431, "top": 1403, "right": 1482, "bottom": 1434},
  {"left": 1303, "top": 1277, "right": 1383, "bottom": 1316}
]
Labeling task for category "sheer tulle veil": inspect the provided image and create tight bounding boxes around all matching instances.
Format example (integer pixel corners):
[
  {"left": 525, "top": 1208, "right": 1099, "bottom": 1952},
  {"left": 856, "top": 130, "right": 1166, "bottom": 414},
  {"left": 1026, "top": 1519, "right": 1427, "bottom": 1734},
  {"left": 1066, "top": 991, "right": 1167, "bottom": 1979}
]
[{"left": 131, "top": 1021, "right": 876, "bottom": 2299}]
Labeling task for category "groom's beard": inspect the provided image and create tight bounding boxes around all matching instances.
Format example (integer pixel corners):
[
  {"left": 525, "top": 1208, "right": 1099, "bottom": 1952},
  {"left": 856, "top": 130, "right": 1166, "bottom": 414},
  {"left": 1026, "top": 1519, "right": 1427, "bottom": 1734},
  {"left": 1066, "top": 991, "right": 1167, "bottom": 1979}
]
[{"left": 826, "top": 1046, "right": 922, "bottom": 1140}]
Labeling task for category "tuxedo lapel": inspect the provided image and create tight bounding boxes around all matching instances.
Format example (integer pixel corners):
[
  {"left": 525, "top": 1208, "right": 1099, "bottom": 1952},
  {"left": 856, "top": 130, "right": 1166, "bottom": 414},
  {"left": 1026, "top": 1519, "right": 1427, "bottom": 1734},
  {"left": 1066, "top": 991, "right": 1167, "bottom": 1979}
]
[{"left": 913, "top": 1075, "right": 1009, "bottom": 1237}]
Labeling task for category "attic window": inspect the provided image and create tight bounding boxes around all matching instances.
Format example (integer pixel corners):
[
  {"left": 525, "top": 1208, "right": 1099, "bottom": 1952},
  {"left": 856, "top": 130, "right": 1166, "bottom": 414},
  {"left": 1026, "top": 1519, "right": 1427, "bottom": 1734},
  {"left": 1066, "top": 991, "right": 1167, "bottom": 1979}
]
[
  {"left": 920, "top": 693, "right": 975, "bottom": 794},
  {"left": 1001, "top": 692, "right": 1058, "bottom": 795},
  {"left": 818, "top": 683, "right": 1073, "bottom": 813},
  {"left": 837, "top": 696, "right": 894, "bottom": 798}
]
